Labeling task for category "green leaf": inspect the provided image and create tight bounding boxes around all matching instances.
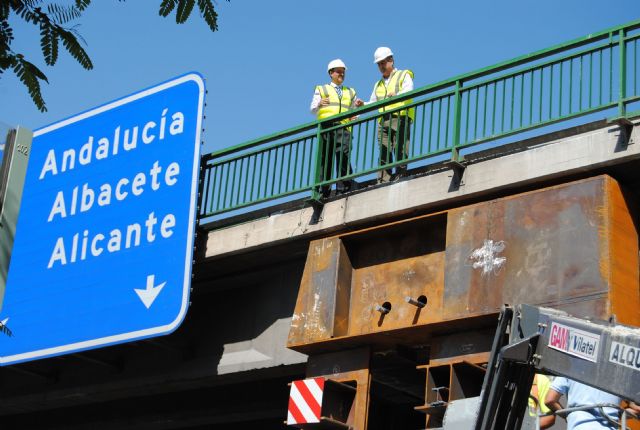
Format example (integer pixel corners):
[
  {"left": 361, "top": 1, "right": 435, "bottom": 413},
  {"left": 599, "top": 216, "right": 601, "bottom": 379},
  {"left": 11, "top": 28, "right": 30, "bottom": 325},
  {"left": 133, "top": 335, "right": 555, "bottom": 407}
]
[
  {"left": 175, "top": 0, "right": 195, "bottom": 24},
  {"left": 0, "top": 2, "right": 10, "bottom": 20},
  {"left": 68, "top": 25, "right": 88, "bottom": 46},
  {"left": 159, "top": 0, "right": 178, "bottom": 17},
  {"left": 47, "top": 3, "right": 82, "bottom": 24},
  {"left": 23, "top": 1, "right": 46, "bottom": 8},
  {"left": 0, "top": 56, "right": 11, "bottom": 75},
  {"left": 12, "top": 3, "right": 41, "bottom": 25},
  {"left": 12, "top": 54, "right": 48, "bottom": 112},
  {"left": 25, "top": 58, "right": 48, "bottom": 81},
  {"left": 197, "top": 0, "right": 218, "bottom": 32},
  {"left": 75, "top": 0, "right": 92, "bottom": 11},
  {"left": 40, "top": 21, "right": 58, "bottom": 65},
  {"left": 0, "top": 19, "right": 14, "bottom": 53},
  {"left": 57, "top": 26, "right": 92, "bottom": 70}
]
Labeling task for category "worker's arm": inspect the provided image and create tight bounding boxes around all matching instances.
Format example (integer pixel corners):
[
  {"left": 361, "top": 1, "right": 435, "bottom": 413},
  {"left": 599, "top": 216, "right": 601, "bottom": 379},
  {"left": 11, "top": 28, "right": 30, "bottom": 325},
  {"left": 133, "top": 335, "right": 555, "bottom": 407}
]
[
  {"left": 366, "top": 85, "right": 378, "bottom": 105},
  {"left": 539, "top": 414, "right": 556, "bottom": 429},
  {"left": 398, "top": 72, "right": 414, "bottom": 95},
  {"left": 310, "top": 96, "right": 330, "bottom": 114},
  {"left": 544, "top": 388, "right": 564, "bottom": 415},
  {"left": 309, "top": 90, "right": 320, "bottom": 115},
  {"left": 348, "top": 90, "right": 364, "bottom": 109},
  {"left": 310, "top": 87, "right": 330, "bottom": 115},
  {"left": 534, "top": 375, "right": 556, "bottom": 429}
]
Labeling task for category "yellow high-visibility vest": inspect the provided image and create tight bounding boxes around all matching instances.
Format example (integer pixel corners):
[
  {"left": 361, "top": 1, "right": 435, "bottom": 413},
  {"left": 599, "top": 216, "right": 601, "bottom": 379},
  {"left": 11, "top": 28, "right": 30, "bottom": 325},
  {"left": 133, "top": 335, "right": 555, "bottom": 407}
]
[
  {"left": 315, "top": 84, "right": 356, "bottom": 125},
  {"left": 374, "top": 69, "right": 415, "bottom": 121}
]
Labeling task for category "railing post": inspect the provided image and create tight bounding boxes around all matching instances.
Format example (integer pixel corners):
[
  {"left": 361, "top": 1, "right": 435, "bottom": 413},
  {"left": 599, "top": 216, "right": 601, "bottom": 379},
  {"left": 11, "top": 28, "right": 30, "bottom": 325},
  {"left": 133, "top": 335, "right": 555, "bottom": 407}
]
[
  {"left": 310, "top": 123, "right": 324, "bottom": 202},
  {"left": 451, "top": 80, "right": 463, "bottom": 162},
  {"left": 618, "top": 28, "right": 627, "bottom": 117},
  {"left": 196, "top": 158, "right": 207, "bottom": 222}
]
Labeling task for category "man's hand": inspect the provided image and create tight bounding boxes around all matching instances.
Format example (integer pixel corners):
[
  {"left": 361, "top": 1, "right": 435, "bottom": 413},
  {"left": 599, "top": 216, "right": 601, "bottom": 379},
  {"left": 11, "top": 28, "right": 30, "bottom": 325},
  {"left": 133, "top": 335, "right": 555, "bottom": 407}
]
[
  {"left": 320, "top": 98, "right": 330, "bottom": 107},
  {"left": 626, "top": 401, "right": 640, "bottom": 417},
  {"left": 355, "top": 99, "right": 365, "bottom": 107},
  {"left": 386, "top": 91, "right": 396, "bottom": 98}
]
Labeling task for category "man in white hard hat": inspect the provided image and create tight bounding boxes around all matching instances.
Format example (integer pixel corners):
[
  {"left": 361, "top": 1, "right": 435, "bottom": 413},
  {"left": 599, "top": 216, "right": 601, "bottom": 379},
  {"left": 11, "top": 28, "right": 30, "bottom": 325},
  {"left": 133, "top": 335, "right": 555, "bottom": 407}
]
[
  {"left": 368, "top": 47, "right": 414, "bottom": 182},
  {"left": 310, "top": 59, "right": 363, "bottom": 196}
]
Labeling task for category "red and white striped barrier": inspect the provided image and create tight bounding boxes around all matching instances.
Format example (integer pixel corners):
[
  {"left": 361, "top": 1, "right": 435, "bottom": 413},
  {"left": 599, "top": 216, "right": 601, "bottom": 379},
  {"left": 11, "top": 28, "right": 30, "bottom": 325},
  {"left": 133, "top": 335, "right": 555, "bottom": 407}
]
[{"left": 287, "top": 377, "right": 325, "bottom": 425}]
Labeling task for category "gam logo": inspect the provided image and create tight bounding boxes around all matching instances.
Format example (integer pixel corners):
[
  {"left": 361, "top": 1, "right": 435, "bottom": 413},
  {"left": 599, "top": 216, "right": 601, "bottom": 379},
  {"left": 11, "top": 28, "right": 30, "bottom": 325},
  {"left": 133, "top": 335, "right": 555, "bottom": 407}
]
[{"left": 549, "top": 323, "right": 569, "bottom": 350}]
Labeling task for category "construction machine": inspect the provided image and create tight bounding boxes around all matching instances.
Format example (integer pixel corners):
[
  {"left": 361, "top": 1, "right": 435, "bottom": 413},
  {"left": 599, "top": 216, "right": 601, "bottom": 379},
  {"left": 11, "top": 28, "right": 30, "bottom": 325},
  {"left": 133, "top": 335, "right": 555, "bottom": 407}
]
[{"left": 457, "top": 304, "right": 639, "bottom": 430}]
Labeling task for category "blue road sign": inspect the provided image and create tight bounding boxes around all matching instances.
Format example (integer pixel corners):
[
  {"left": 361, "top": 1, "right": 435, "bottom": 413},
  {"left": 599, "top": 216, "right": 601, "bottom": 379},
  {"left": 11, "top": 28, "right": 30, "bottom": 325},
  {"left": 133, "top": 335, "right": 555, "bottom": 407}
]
[{"left": 0, "top": 73, "right": 205, "bottom": 365}]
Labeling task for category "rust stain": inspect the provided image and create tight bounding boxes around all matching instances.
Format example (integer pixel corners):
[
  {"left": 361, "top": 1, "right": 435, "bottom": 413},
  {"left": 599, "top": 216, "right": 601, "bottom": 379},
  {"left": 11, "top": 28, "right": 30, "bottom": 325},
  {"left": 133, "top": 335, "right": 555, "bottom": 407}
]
[
  {"left": 290, "top": 174, "right": 639, "bottom": 349},
  {"left": 349, "top": 252, "right": 445, "bottom": 334}
]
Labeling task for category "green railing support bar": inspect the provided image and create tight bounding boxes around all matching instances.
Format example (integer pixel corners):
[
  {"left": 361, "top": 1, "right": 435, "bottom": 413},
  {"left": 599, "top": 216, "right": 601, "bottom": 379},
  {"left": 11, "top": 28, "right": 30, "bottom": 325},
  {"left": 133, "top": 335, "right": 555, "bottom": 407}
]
[
  {"left": 196, "top": 160, "right": 206, "bottom": 221},
  {"left": 310, "top": 123, "right": 324, "bottom": 202},
  {"left": 619, "top": 28, "right": 627, "bottom": 117},
  {"left": 451, "top": 80, "right": 463, "bottom": 162},
  {"left": 610, "top": 32, "right": 614, "bottom": 104}
]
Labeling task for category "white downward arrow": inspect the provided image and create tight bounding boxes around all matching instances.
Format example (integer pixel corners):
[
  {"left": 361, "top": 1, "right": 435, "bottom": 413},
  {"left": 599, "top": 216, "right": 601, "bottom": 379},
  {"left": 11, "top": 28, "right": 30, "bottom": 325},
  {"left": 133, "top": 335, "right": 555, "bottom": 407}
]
[{"left": 135, "top": 275, "right": 166, "bottom": 309}]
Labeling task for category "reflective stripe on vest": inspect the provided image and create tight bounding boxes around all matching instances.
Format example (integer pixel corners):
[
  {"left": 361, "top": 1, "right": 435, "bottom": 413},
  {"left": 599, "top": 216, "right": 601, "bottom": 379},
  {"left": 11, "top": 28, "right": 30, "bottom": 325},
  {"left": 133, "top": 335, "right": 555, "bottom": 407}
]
[
  {"left": 316, "top": 84, "right": 356, "bottom": 124},
  {"left": 374, "top": 69, "right": 415, "bottom": 121}
]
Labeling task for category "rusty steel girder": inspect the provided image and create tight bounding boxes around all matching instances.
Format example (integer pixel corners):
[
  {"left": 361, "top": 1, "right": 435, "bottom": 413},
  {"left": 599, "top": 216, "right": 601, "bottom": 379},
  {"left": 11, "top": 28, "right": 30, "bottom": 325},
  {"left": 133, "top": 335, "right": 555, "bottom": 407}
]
[{"left": 288, "top": 175, "right": 639, "bottom": 352}]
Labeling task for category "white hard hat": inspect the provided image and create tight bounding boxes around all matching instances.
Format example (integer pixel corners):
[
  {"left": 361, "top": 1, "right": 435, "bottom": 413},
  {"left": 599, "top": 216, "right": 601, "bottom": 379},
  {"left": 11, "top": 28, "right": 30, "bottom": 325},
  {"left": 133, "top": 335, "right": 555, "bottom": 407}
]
[
  {"left": 327, "top": 59, "right": 347, "bottom": 72},
  {"left": 374, "top": 47, "right": 394, "bottom": 64}
]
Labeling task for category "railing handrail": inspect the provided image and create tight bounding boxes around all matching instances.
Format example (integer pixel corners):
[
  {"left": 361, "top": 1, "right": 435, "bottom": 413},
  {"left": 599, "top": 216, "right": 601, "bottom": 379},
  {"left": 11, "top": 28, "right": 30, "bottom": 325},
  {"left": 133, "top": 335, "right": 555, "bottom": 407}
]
[
  {"left": 204, "top": 87, "right": 425, "bottom": 161},
  {"left": 204, "top": 18, "right": 640, "bottom": 162}
]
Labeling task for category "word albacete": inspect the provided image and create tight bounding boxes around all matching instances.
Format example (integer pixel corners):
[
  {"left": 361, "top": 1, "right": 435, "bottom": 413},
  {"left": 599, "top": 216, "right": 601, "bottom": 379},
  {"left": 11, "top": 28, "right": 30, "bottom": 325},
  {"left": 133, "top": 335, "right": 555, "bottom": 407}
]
[{"left": 43, "top": 108, "right": 187, "bottom": 269}]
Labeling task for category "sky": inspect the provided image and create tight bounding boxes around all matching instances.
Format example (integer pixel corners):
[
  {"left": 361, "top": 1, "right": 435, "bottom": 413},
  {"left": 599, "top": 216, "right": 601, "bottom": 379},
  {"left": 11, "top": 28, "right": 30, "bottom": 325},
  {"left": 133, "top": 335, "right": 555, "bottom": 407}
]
[{"left": 0, "top": 1, "right": 638, "bottom": 155}]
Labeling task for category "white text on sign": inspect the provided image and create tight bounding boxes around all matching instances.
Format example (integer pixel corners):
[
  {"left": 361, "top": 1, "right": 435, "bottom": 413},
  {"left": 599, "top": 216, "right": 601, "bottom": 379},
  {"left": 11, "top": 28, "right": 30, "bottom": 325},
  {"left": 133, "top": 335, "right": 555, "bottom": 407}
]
[{"left": 41, "top": 108, "right": 186, "bottom": 269}]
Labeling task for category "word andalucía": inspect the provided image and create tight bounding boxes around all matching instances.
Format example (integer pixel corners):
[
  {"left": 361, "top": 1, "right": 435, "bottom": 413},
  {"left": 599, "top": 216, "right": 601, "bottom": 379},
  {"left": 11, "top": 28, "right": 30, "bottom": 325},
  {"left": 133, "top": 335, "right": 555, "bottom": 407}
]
[{"left": 39, "top": 108, "right": 184, "bottom": 180}]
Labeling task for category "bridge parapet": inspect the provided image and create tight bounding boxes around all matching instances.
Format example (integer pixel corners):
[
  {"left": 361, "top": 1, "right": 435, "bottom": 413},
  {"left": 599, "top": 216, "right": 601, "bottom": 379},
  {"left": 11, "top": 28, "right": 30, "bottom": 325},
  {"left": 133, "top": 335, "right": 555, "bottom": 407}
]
[{"left": 204, "top": 117, "right": 640, "bottom": 260}]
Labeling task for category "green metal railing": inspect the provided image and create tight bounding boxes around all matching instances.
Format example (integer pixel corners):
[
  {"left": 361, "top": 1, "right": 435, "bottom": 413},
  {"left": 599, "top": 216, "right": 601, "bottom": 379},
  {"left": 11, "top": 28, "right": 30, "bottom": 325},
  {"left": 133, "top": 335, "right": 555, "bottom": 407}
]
[{"left": 199, "top": 19, "right": 640, "bottom": 221}]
